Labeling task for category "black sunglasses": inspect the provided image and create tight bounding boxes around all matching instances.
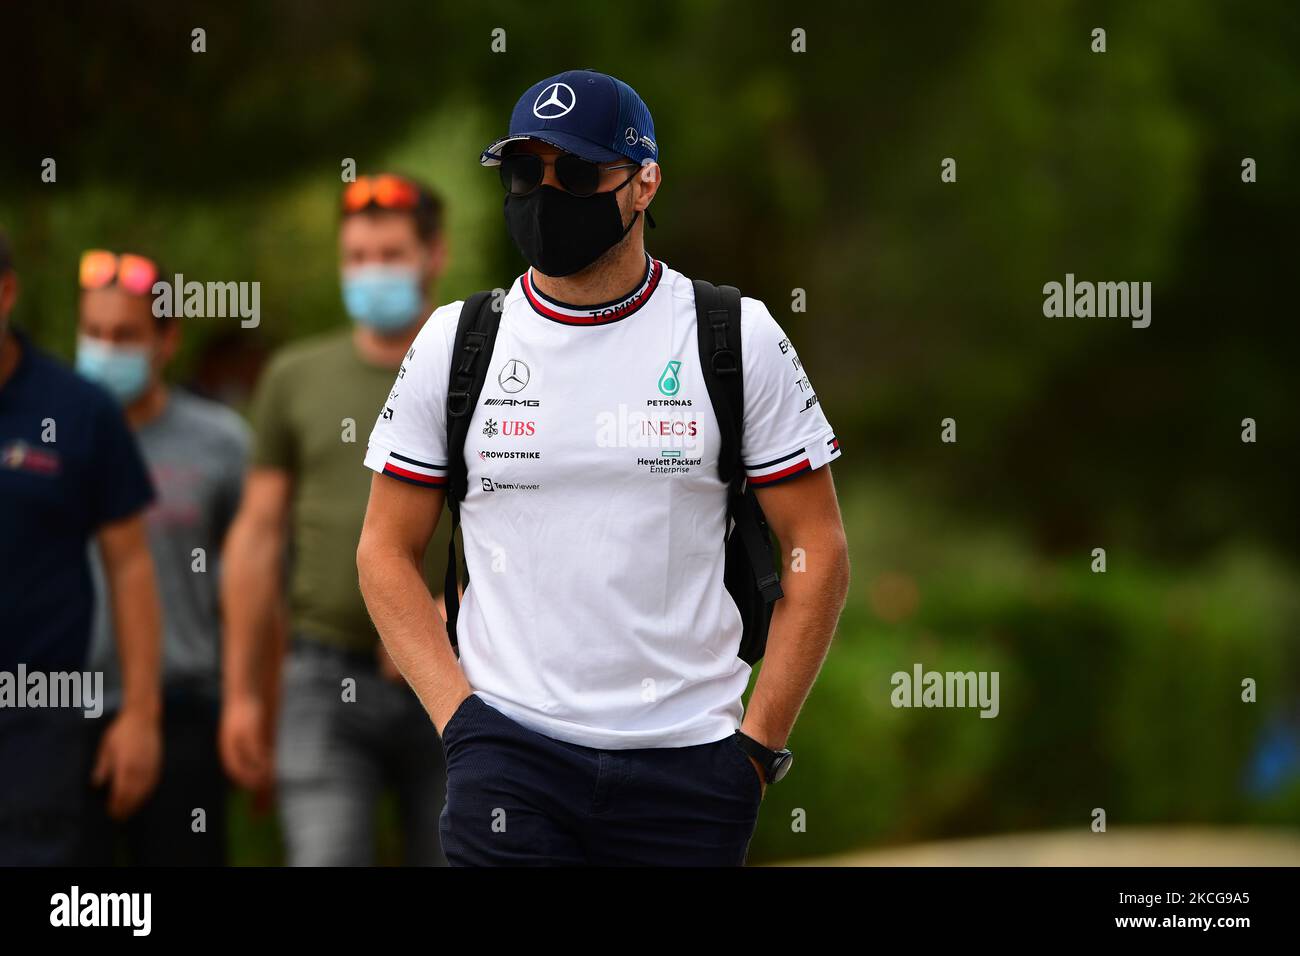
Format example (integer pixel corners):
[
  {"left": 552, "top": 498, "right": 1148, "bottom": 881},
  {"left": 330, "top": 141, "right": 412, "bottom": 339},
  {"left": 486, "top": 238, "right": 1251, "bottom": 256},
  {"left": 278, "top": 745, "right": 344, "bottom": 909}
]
[{"left": 499, "top": 151, "right": 638, "bottom": 198}]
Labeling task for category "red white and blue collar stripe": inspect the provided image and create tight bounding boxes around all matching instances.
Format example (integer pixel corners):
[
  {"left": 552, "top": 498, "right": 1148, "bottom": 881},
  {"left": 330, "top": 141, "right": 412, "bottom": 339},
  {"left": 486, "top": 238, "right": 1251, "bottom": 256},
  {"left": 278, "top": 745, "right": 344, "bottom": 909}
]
[{"left": 522, "top": 254, "right": 662, "bottom": 326}]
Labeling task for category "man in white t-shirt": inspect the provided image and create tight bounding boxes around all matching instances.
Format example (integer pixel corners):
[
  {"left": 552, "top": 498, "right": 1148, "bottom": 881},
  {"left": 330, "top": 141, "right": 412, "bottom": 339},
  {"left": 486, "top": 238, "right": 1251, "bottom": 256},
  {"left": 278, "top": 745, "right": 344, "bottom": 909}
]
[{"left": 357, "top": 69, "right": 850, "bottom": 865}]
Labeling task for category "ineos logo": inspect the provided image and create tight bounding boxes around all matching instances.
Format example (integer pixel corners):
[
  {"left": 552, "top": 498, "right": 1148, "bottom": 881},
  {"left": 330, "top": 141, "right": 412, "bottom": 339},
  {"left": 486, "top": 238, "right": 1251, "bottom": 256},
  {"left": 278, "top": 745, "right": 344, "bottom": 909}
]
[{"left": 533, "top": 83, "right": 576, "bottom": 119}]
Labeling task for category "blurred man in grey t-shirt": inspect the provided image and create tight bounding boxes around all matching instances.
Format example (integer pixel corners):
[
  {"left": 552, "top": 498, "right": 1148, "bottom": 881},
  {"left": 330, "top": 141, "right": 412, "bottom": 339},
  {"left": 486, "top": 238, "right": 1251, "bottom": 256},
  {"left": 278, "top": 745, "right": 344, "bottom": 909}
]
[{"left": 77, "top": 249, "right": 249, "bottom": 865}]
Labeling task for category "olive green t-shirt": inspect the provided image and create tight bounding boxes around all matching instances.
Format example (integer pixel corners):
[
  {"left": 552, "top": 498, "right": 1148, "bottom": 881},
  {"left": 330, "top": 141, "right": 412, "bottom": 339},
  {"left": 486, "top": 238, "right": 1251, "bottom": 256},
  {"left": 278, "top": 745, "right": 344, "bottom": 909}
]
[{"left": 250, "top": 329, "right": 449, "bottom": 652}]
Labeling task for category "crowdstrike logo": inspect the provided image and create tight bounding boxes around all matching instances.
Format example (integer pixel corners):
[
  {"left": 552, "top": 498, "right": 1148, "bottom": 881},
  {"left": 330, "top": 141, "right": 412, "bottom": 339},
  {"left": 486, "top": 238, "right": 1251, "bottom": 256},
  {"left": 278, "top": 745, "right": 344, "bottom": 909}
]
[
  {"left": 478, "top": 450, "right": 541, "bottom": 460},
  {"left": 533, "top": 82, "right": 576, "bottom": 119}
]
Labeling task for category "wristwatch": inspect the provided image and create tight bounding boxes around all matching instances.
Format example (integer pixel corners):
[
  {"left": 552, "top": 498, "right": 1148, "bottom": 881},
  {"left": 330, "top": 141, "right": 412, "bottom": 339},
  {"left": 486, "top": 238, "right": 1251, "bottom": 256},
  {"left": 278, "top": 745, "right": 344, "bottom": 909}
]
[{"left": 733, "top": 730, "right": 793, "bottom": 784}]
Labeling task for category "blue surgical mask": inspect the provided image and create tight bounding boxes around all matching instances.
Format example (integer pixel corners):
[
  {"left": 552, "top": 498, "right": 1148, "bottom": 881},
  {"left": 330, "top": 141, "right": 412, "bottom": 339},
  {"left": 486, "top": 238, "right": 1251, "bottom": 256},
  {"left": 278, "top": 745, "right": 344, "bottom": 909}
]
[
  {"left": 76, "top": 336, "right": 152, "bottom": 404},
  {"left": 342, "top": 265, "right": 423, "bottom": 332}
]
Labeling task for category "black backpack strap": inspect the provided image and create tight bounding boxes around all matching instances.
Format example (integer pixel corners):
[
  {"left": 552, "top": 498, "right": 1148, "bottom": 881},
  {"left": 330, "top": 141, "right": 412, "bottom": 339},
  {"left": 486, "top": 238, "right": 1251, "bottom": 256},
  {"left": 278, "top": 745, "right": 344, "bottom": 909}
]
[
  {"left": 693, "top": 279, "right": 783, "bottom": 604},
  {"left": 733, "top": 487, "right": 784, "bottom": 603},
  {"left": 443, "top": 291, "right": 501, "bottom": 653},
  {"left": 693, "top": 279, "right": 743, "bottom": 485}
]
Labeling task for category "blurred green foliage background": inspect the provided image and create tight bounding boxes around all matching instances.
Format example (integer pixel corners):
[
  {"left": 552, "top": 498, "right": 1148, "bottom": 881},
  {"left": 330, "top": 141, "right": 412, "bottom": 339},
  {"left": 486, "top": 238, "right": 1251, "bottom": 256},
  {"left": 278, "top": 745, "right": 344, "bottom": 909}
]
[{"left": 3, "top": 0, "right": 1298, "bottom": 863}]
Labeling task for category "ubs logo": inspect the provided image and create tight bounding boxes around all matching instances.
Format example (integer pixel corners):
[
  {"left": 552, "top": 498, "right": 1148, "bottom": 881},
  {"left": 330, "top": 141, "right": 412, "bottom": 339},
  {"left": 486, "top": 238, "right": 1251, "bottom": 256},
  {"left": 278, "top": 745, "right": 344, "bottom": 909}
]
[
  {"left": 498, "top": 359, "right": 530, "bottom": 393},
  {"left": 483, "top": 419, "right": 535, "bottom": 437}
]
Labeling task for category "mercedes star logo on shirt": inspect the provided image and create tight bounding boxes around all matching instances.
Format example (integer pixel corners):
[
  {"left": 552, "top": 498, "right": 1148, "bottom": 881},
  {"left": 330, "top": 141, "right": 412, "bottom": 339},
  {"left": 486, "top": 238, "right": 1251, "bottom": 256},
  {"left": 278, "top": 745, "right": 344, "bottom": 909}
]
[{"left": 499, "top": 359, "right": 530, "bottom": 393}]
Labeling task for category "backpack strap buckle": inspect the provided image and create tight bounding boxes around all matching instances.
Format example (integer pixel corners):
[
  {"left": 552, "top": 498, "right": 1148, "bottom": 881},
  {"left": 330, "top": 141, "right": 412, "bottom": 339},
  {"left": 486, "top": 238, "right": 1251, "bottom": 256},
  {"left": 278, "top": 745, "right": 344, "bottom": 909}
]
[
  {"left": 756, "top": 571, "right": 784, "bottom": 602},
  {"left": 455, "top": 330, "right": 487, "bottom": 375},
  {"left": 448, "top": 389, "right": 471, "bottom": 418},
  {"left": 709, "top": 311, "right": 738, "bottom": 376}
]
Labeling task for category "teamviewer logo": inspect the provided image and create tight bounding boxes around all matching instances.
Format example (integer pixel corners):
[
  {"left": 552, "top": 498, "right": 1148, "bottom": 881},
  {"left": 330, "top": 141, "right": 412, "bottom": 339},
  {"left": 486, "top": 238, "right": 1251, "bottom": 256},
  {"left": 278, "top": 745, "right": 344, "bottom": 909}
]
[{"left": 481, "top": 478, "right": 495, "bottom": 492}]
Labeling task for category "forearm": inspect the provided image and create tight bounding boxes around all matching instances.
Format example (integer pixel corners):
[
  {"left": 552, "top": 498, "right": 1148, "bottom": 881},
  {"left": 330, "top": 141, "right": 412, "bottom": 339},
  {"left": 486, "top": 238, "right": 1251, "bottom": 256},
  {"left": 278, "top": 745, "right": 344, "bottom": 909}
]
[
  {"left": 357, "top": 539, "right": 467, "bottom": 726},
  {"left": 221, "top": 521, "right": 283, "bottom": 700},
  {"left": 741, "top": 530, "right": 850, "bottom": 748},
  {"left": 108, "top": 550, "right": 163, "bottom": 720}
]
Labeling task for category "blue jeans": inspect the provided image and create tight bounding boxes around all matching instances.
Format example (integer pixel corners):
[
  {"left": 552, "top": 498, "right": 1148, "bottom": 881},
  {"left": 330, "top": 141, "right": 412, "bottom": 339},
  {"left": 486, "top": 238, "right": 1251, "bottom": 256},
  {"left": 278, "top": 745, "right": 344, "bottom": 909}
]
[
  {"left": 439, "top": 693, "right": 764, "bottom": 866},
  {"left": 276, "top": 640, "right": 447, "bottom": 866}
]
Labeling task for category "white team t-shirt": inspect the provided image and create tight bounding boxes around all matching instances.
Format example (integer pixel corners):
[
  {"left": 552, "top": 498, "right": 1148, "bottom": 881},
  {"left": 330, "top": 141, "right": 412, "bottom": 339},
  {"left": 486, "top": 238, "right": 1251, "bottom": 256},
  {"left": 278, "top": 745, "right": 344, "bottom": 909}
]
[{"left": 364, "top": 255, "right": 841, "bottom": 749}]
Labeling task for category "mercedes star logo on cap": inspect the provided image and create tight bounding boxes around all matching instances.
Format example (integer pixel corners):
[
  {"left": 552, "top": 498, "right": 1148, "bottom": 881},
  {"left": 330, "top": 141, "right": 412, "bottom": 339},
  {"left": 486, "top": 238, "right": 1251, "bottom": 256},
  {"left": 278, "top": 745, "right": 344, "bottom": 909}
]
[{"left": 533, "top": 83, "right": 576, "bottom": 120}]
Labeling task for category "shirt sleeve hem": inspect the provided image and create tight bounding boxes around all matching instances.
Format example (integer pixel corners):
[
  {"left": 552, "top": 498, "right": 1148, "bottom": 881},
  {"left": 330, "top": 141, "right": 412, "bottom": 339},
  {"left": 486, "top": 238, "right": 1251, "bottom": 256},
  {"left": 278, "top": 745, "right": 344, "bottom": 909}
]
[
  {"left": 364, "top": 443, "right": 450, "bottom": 488},
  {"left": 95, "top": 489, "right": 157, "bottom": 529},
  {"left": 743, "top": 429, "right": 842, "bottom": 487}
]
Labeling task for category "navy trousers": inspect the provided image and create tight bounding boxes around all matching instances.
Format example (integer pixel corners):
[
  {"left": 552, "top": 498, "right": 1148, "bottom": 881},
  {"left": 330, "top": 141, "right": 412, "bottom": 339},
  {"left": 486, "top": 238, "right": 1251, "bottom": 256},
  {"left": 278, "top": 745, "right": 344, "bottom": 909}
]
[
  {"left": 80, "top": 692, "right": 228, "bottom": 866},
  {"left": 439, "top": 693, "right": 764, "bottom": 866},
  {"left": 0, "top": 708, "right": 89, "bottom": 865}
]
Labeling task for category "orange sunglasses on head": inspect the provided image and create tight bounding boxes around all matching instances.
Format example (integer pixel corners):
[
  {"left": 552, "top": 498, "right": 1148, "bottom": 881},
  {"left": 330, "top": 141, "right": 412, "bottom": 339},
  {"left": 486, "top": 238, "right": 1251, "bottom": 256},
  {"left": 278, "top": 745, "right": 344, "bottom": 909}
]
[
  {"left": 341, "top": 174, "right": 422, "bottom": 213},
  {"left": 79, "top": 250, "right": 160, "bottom": 296}
]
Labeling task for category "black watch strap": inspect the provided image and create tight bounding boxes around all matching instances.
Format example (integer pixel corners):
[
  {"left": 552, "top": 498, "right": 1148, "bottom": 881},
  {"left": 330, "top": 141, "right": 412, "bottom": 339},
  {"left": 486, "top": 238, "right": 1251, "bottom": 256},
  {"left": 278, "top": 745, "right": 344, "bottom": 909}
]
[{"left": 733, "top": 730, "right": 792, "bottom": 783}]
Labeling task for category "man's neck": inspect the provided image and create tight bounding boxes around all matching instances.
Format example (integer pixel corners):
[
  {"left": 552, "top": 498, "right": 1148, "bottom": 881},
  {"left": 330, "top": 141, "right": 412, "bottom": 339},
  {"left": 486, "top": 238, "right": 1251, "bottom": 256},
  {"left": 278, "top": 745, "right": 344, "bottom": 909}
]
[
  {"left": 0, "top": 330, "right": 19, "bottom": 391},
  {"left": 126, "top": 381, "right": 168, "bottom": 429},
  {"left": 531, "top": 234, "right": 648, "bottom": 306},
  {"left": 352, "top": 295, "right": 435, "bottom": 369}
]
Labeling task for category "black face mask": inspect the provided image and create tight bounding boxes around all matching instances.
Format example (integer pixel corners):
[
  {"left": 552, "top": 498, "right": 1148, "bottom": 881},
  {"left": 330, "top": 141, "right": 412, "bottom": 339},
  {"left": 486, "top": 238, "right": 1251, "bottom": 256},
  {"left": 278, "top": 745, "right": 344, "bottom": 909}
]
[{"left": 504, "top": 175, "right": 640, "bottom": 278}]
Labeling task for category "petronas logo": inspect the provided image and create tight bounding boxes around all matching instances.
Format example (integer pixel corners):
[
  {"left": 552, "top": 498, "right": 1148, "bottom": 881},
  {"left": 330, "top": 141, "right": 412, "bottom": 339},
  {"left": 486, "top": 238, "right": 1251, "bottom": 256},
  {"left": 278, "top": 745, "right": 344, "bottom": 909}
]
[{"left": 658, "top": 360, "right": 682, "bottom": 396}]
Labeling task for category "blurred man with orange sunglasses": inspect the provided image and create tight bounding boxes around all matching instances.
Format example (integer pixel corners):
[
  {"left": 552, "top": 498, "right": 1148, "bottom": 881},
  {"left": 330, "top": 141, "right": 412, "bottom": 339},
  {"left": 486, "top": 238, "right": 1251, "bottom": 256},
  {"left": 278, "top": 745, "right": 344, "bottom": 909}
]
[
  {"left": 220, "top": 175, "right": 453, "bottom": 865},
  {"left": 74, "top": 249, "right": 251, "bottom": 865},
  {"left": 0, "top": 230, "right": 164, "bottom": 864}
]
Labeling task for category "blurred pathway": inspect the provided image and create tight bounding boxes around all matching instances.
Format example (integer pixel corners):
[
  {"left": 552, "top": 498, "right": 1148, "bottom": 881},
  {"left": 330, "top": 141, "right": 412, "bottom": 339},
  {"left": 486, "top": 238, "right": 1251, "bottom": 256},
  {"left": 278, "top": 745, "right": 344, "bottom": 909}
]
[{"left": 782, "top": 828, "right": 1300, "bottom": 866}]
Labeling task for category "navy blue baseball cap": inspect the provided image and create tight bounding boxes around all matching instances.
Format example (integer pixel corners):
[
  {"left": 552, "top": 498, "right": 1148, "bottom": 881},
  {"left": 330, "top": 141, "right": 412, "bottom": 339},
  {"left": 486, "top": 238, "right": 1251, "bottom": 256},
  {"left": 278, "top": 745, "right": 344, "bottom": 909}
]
[{"left": 480, "top": 69, "right": 658, "bottom": 168}]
